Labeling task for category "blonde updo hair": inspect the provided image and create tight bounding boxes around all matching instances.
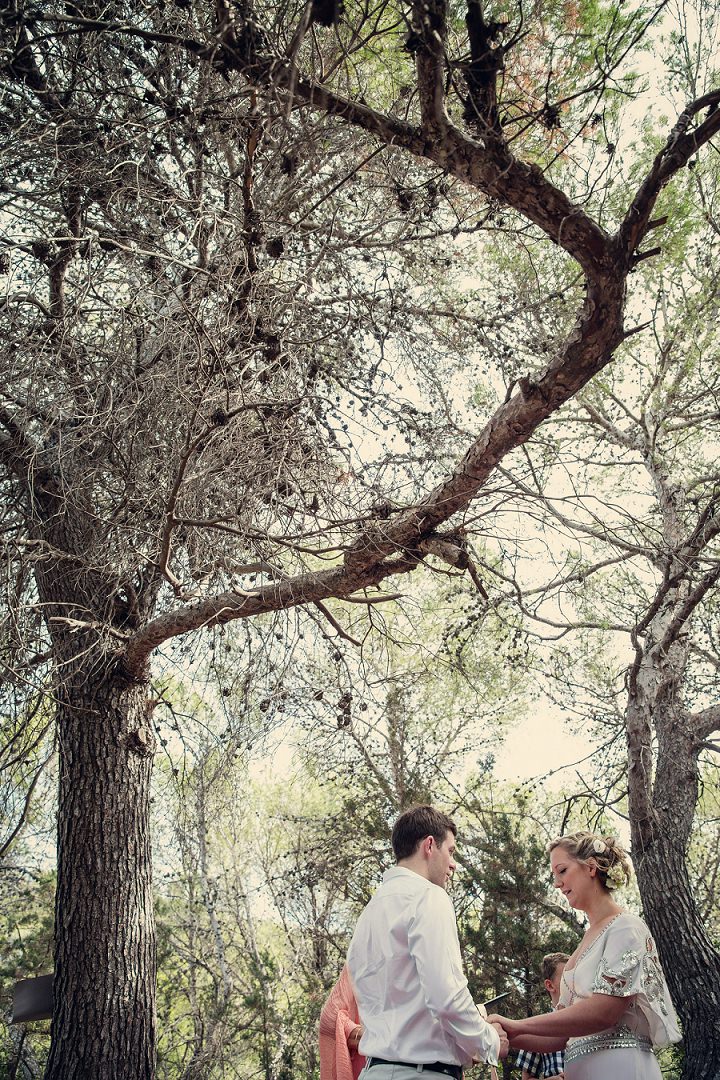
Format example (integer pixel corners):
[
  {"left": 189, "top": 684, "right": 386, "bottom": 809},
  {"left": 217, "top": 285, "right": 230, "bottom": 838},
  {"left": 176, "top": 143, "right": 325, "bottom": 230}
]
[{"left": 548, "top": 832, "right": 632, "bottom": 892}]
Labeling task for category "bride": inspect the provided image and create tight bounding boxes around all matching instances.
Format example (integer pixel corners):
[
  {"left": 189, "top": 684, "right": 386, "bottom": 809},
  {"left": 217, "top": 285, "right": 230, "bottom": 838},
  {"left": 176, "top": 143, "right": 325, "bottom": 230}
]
[{"left": 489, "top": 831, "right": 681, "bottom": 1078}]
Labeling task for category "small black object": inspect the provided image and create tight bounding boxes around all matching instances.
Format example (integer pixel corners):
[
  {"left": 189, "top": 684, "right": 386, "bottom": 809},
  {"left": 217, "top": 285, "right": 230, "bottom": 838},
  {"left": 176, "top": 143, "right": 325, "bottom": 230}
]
[
  {"left": 310, "top": 0, "right": 342, "bottom": 25},
  {"left": 481, "top": 990, "right": 511, "bottom": 1010},
  {"left": 12, "top": 974, "right": 53, "bottom": 1023}
]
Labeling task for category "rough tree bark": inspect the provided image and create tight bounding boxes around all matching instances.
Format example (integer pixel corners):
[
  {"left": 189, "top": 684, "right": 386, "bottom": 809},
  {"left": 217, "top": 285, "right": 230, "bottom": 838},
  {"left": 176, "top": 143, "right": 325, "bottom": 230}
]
[
  {"left": 630, "top": 713, "right": 720, "bottom": 1080},
  {"left": 626, "top": 497, "right": 720, "bottom": 1077},
  {"left": 45, "top": 668, "right": 156, "bottom": 1080},
  {"left": 26, "top": 492, "right": 160, "bottom": 1078}
]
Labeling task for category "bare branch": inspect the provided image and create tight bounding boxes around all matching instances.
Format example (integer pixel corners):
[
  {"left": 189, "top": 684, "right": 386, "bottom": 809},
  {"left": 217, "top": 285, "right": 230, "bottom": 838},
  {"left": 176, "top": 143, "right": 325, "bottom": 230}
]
[
  {"left": 0, "top": 751, "right": 54, "bottom": 859},
  {"left": 618, "top": 89, "right": 720, "bottom": 257},
  {"left": 312, "top": 599, "right": 363, "bottom": 646},
  {"left": 658, "top": 566, "right": 720, "bottom": 652},
  {"left": 693, "top": 705, "right": 720, "bottom": 742}
]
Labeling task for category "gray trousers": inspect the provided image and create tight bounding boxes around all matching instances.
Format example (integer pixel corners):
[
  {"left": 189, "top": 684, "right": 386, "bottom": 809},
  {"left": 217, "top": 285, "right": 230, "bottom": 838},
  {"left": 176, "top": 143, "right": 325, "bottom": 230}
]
[{"left": 359, "top": 1067, "right": 458, "bottom": 1080}]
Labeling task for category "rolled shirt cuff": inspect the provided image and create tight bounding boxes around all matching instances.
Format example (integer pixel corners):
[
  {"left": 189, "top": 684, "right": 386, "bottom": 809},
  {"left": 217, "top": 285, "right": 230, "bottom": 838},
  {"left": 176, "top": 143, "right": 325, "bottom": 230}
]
[
  {"left": 477, "top": 1002, "right": 500, "bottom": 1066},
  {"left": 486, "top": 1026, "right": 501, "bottom": 1066}
]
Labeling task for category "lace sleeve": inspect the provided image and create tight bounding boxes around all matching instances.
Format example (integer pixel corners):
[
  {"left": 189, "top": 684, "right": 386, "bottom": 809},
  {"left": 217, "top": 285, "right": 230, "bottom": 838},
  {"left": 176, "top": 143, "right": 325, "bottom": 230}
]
[
  {"left": 592, "top": 920, "right": 663, "bottom": 1003},
  {"left": 590, "top": 915, "right": 681, "bottom": 1047}
]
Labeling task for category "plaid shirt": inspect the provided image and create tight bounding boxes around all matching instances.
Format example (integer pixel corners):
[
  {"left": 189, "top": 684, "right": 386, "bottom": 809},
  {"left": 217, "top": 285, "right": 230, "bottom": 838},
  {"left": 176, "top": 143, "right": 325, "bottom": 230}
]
[{"left": 515, "top": 1048, "right": 565, "bottom": 1077}]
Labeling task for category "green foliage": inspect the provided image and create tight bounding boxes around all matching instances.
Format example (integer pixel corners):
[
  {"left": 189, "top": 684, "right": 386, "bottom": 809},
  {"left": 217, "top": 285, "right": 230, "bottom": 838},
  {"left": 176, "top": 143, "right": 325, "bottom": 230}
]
[
  {"left": 0, "top": 868, "right": 54, "bottom": 1078},
  {"left": 457, "top": 796, "right": 580, "bottom": 1015}
]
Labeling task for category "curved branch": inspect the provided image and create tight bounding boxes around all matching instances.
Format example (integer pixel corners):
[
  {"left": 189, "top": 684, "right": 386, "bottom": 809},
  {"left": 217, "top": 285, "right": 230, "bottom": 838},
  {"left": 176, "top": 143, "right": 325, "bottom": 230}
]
[
  {"left": 0, "top": 751, "right": 54, "bottom": 859},
  {"left": 0, "top": 408, "right": 57, "bottom": 497},
  {"left": 657, "top": 565, "right": 720, "bottom": 652},
  {"left": 122, "top": 275, "right": 627, "bottom": 675},
  {"left": 693, "top": 705, "right": 720, "bottom": 742},
  {"left": 120, "top": 550, "right": 422, "bottom": 677},
  {"left": 617, "top": 90, "right": 720, "bottom": 257},
  {"left": 344, "top": 278, "right": 626, "bottom": 573}
]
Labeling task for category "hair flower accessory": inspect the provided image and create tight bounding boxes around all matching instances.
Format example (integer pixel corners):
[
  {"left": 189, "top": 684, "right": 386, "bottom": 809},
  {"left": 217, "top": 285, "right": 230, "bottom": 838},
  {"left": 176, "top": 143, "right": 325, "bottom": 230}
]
[
  {"left": 592, "top": 839, "right": 607, "bottom": 854},
  {"left": 605, "top": 863, "right": 626, "bottom": 890}
]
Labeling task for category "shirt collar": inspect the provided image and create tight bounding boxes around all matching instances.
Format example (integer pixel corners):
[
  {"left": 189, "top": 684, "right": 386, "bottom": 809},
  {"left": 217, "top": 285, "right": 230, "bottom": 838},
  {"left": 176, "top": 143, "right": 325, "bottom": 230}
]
[{"left": 382, "top": 865, "right": 431, "bottom": 886}]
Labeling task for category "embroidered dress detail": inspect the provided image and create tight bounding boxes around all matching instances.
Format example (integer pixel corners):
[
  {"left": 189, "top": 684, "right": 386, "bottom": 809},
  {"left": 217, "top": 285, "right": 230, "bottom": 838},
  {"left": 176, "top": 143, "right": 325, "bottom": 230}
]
[
  {"left": 558, "top": 913, "right": 681, "bottom": 1052},
  {"left": 641, "top": 946, "right": 668, "bottom": 1014},
  {"left": 592, "top": 947, "right": 642, "bottom": 994},
  {"left": 565, "top": 1026, "right": 653, "bottom": 1062},
  {"left": 591, "top": 933, "right": 669, "bottom": 1015}
]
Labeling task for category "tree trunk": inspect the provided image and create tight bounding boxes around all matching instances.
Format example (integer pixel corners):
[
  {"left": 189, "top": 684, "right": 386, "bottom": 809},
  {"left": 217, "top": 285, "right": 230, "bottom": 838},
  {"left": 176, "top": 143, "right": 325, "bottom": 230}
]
[
  {"left": 628, "top": 694, "right": 720, "bottom": 1080},
  {"left": 633, "top": 834, "right": 720, "bottom": 1080},
  {"left": 44, "top": 667, "right": 156, "bottom": 1080}
]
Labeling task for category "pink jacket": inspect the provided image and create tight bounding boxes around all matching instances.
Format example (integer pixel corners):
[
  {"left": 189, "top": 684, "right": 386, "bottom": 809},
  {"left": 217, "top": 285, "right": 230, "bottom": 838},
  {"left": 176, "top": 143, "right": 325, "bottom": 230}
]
[{"left": 319, "top": 965, "right": 365, "bottom": 1080}]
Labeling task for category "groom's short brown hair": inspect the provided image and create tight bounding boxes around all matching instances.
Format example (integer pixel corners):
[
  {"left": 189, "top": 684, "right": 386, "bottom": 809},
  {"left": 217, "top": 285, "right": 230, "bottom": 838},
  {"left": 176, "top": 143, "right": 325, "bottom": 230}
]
[{"left": 391, "top": 805, "right": 457, "bottom": 861}]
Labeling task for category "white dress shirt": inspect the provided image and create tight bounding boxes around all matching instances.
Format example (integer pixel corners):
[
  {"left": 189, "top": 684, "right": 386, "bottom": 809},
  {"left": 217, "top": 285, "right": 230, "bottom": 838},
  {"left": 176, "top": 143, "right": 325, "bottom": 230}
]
[{"left": 346, "top": 866, "right": 500, "bottom": 1067}]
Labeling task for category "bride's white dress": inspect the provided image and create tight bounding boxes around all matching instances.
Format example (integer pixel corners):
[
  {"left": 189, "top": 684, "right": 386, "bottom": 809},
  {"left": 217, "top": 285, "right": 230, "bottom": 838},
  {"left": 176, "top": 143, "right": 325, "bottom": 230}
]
[{"left": 559, "top": 913, "right": 681, "bottom": 1079}]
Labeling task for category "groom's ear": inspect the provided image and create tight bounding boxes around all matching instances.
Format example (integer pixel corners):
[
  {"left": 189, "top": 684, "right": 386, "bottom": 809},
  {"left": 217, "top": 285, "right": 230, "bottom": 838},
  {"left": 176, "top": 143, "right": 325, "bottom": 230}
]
[{"left": 421, "top": 835, "right": 434, "bottom": 857}]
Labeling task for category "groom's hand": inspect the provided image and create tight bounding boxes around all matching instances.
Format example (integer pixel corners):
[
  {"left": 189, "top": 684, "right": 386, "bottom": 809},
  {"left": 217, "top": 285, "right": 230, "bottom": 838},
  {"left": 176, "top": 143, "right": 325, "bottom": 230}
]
[
  {"left": 490, "top": 1021, "right": 509, "bottom": 1059},
  {"left": 488, "top": 1014, "right": 522, "bottom": 1045}
]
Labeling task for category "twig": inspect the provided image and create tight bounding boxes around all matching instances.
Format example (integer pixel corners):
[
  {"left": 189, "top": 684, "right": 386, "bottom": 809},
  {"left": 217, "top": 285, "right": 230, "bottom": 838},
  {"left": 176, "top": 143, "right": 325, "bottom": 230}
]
[{"left": 313, "top": 600, "right": 362, "bottom": 646}]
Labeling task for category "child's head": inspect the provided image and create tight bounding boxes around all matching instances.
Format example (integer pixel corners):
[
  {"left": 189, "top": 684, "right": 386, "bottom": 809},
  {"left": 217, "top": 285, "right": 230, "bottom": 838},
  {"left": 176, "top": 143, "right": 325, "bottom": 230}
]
[{"left": 541, "top": 952, "right": 569, "bottom": 1006}]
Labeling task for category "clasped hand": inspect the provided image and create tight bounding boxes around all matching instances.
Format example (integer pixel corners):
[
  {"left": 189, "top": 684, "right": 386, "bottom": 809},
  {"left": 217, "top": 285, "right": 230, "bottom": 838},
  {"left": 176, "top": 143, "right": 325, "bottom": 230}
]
[
  {"left": 471, "top": 1019, "right": 509, "bottom": 1064},
  {"left": 488, "top": 1013, "right": 520, "bottom": 1045},
  {"left": 489, "top": 1020, "right": 510, "bottom": 1060}
]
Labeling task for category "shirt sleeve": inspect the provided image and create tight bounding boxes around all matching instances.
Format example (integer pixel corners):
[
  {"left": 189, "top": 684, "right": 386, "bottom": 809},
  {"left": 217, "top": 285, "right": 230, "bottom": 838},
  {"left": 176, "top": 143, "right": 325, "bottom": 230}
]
[
  {"left": 591, "top": 916, "right": 681, "bottom": 1047},
  {"left": 407, "top": 885, "right": 501, "bottom": 1066},
  {"left": 515, "top": 1050, "right": 543, "bottom": 1077}
]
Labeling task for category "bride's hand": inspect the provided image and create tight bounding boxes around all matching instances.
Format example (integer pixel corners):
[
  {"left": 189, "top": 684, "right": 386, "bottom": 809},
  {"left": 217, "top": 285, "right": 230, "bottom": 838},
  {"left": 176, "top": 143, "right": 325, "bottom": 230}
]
[
  {"left": 347, "top": 1025, "right": 363, "bottom": 1051},
  {"left": 487, "top": 1014, "right": 521, "bottom": 1039}
]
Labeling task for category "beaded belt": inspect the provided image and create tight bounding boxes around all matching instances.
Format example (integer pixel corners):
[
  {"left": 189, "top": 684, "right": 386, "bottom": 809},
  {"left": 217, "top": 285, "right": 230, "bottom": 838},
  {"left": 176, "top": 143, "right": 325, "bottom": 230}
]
[{"left": 565, "top": 1026, "right": 653, "bottom": 1062}]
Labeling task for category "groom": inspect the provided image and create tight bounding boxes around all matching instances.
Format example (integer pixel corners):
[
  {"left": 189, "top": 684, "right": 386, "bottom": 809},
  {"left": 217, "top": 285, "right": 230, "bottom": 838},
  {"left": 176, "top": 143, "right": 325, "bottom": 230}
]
[{"left": 347, "top": 805, "right": 508, "bottom": 1079}]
